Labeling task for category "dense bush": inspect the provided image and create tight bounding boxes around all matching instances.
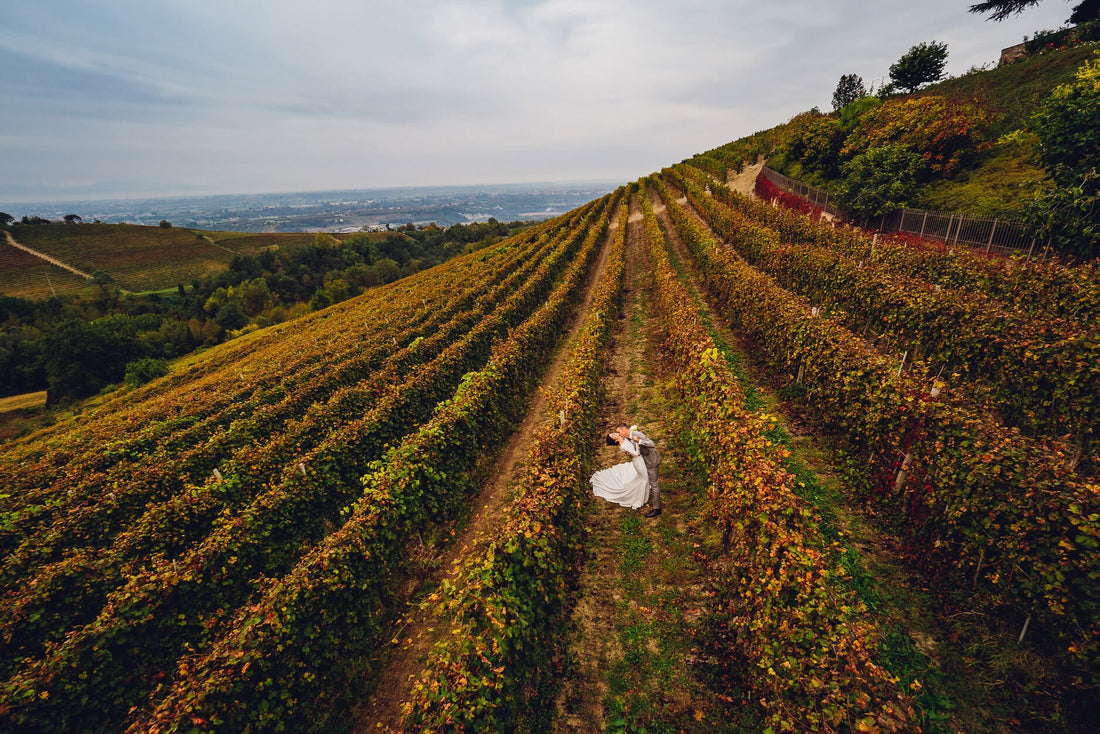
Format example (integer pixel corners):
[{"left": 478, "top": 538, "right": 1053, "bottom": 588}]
[
  {"left": 1027, "top": 51, "right": 1100, "bottom": 258},
  {"left": 843, "top": 95, "right": 999, "bottom": 177}
]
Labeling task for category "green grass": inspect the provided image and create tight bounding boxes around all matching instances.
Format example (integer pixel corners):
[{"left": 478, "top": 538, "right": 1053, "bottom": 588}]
[{"left": 915, "top": 141, "right": 1050, "bottom": 218}]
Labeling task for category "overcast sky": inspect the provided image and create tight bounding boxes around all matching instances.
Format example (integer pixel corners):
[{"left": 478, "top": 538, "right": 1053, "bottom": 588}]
[{"left": 0, "top": 0, "right": 1074, "bottom": 203}]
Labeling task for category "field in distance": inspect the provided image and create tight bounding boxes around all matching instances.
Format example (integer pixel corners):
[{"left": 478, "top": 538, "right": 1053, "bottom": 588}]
[{"left": 0, "top": 224, "right": 366, "bottom": 299}]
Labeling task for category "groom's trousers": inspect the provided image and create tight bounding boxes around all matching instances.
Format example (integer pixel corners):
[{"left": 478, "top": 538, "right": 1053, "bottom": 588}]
[{"left": 647, "top": 466, "right": 661, "bottom": 510}]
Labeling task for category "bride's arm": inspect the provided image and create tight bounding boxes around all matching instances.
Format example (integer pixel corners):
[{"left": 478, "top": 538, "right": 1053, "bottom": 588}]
[{"left": 620, "top": 439, "right": 640, "bottom": 457}]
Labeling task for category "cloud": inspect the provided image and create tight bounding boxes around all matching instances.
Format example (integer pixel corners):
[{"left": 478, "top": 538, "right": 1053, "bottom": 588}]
[{"left": 0, "top": 0, "right": 1077, "bottom": 202}]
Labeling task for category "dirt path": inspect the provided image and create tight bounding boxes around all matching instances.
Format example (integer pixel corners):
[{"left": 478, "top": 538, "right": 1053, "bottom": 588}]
[
  {"left": 3, "top": 230, "right": 92, "bottom": 280},
  {"left": 200, "top": 233, "right": 237, "bottom": 255},
  {"left": 350, "top": 217, "right": 618, "bottom": 732},
  {"left": 551, "top": 198, "right": 729, "bottom": 732},
  {"left": 726, "top": 157, "right": 763, "bottom": 197}
]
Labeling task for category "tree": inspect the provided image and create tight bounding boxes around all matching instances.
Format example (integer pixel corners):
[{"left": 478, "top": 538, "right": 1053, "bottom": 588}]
[
  {"left": 63, "top": 214, "right": 83, "bottom": 224},
  {"left": 372, "top": 258, "right": 401, "bottom": 284},
  {"left": 969, "top": 0, "right": 1100, "bottom": 24},
  {"left": 159, "top": 219, "right": 172, "bottom": 228},
  {"left": 124, "top": 357, "right": 169, "bottom": 387},
  {"left": 309, "top": 288, "right": 334, "bottom": 311},
  {"left": 1026, "top": 52, "right": 1100, "bottom": 257},
  {"left": 834, "top": 145, "right": 930, "bottom": 219},
  {"left": 889, "top": 41, "right": 949, "bottom": 93},
  {"left": 0, "top": 212, "right": 15, "bottom": 226},
  {"left": 214, "top": 300, "right": 249, "bottom": 331},
  {"left": 832, "top": 74, "right": 867, "bottom": 111}
]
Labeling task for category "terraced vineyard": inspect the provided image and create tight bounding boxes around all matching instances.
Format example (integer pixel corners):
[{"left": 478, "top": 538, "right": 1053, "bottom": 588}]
[{"left": 2, "top": 158, "right": 1097, "bottom": 732}]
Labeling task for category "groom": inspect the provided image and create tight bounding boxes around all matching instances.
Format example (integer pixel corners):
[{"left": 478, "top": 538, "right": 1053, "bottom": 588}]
[{"left": 617, "top": 423, "right": 661, "bottom": 517}]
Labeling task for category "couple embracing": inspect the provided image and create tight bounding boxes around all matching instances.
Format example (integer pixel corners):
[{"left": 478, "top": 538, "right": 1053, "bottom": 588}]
[{"left": 590, "top": 423, "right": 661, "bottom": 518}]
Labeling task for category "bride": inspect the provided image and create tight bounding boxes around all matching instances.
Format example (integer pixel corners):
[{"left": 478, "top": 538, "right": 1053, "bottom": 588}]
[{"left": 591, "top": 431, "right": 650, "bottom": 509}]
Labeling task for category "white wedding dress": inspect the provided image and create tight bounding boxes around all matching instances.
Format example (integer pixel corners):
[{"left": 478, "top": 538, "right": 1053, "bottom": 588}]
[{"left": 591, "top": 439, "right": 650, "bottom": 509}]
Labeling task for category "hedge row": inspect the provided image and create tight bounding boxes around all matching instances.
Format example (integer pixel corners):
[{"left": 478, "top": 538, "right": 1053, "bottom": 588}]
[
  {"left": 679, "top": 162, "right": 1100, "bottom": 328},
  {"left": 0, "top": 200, "right": 613, "bottom": 731},
  {"left": 670, "top": 170, "right": 1099, "bottom": 454},
  {"left": 0, "top": 223, "right": 575, "bottom": 679},
  {"left": 397, "top": 197, "right": 629, "bottom": 730},
  {"left": 656, "top": 183, "right": 1100, "bottom": 689},
  {"left": 643, "top": 187, "right": 916, "bottom": 732},
  {"left": 0, "top": 209, "right": 580, "bottom": 509},
  {"left": 115, "top": 195, "right": 617, "bottom": 734}
]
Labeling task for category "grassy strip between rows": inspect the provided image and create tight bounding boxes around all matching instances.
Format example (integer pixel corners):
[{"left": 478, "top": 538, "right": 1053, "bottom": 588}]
[
  {"left": 396, "top": 196, "right": 629, "bottom": 731},
  {"left": 114, "top": 195, "right": 616, "bottom": 733},
  {"left": 0, "top": 199, "right": 612, "bottom": 731},
  {"left": 655, "top": 180, "right": 1100, "bottom": 692},
  {"left": 670, "top": 169, "right": 1098, "bottom": 458},
  {"left": 641, "top": 186, "right": 917, "bottom": 732}
]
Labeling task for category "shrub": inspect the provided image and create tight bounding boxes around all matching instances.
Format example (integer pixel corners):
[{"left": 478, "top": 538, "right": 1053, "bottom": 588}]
[
  {"left": 834, "top": 145, "right": 930, "bottom": 219},
  {"left": 123, "top": 357, "right": 169, "bottom": 387},
  {"left": 1027, "top": 51, "right": 1100, "bottom": 258},
  {"left": 843, "top": 96, "right": 999, "bottom": 177}
]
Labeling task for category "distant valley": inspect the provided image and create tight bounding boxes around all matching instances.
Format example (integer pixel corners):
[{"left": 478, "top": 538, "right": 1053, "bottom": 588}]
[{"left": 3, "top": 181, "right": 619, "bottom": 233}]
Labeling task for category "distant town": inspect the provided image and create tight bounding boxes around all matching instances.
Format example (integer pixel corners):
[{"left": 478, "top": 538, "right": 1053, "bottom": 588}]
[{"left": 1, "top": 181, "right": 619, "bottom": 234}]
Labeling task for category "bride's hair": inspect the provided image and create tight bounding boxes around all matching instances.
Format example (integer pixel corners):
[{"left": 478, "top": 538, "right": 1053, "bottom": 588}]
[{"left": 605, "top": 434, "right": 617, "bottom": 446}]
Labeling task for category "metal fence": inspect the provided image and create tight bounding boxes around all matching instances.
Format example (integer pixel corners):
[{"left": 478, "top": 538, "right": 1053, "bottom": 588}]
[
  {"left": 760, "top": 166, "right": 842, "bottom": 217},
  {"left": 760, "top": 165, "right": 1046, "bottom": 258}
]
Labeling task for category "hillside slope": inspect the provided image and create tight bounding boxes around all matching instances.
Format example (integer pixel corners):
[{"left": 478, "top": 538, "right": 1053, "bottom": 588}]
[
  {"left": 3, "top": 223, "right": 319, "bottom": 296},
  {"left": 693, "top": 43, "right": 1098, "bottom": 220}
]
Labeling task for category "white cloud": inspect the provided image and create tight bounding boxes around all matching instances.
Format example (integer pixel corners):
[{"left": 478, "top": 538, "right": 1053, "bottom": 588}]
[{"left": 0, "top": 0, "right": 1077, "bottom": 201}]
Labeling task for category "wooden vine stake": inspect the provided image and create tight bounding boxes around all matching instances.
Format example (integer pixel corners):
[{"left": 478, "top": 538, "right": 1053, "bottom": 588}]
[
  {"left": 896, "top": 350, "right": 908, "bottom": 379},
  {"left": 559, "top": 410, "right": 566, "bottom": 429},
  {"left": 299, "top": 462, "right": 307, "bottom": 477},
  {"left": 212, "top": 468, "right": 223, "bottom": 482},
  {"left": 893, "top": 452, "right": 913, "bottom": 495},
  {"left": 1019, "top": 613, "right": 1033, "bottom": 644}
]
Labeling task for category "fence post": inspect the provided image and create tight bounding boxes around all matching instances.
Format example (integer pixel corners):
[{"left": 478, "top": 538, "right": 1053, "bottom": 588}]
[
  {"left": 919, "top": 210, "right": 929, "bottom": 237},
  {"left": 1027, "top": 238, "right": 1036, "bottom": 259},
  {"left": 986, "top": 218, "right": 998, "bottom": 253},
  {"left": 944, "top": 213, "right": 954, "bottom": 244}
]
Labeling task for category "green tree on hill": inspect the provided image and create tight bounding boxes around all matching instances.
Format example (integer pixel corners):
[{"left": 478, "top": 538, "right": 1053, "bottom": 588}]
[
  {"left": 63, "top": 214, "right": 82, "bottom": 224},
  {"left": 1026, "top": 51, "right": 1100, "bottom": 257},
  {"left": 832, "top": 74, "right": 866, "bottom": 111},
  {"left": 0, "top": 212, "right": 13, "bottom": 226},
  {"left": 889, "top": 41, "right": 948, "bottom": 93}
]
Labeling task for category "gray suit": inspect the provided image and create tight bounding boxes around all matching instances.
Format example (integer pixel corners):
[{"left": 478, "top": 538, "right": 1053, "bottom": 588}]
[{"left": 630, "top": 429, "right": 661, "bottom": 510}]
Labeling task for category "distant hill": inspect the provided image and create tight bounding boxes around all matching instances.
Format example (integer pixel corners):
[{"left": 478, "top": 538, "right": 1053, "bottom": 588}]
[{"left": 1, "top": 224, "right": 325, "bottom": 298}]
